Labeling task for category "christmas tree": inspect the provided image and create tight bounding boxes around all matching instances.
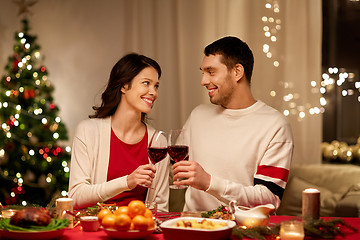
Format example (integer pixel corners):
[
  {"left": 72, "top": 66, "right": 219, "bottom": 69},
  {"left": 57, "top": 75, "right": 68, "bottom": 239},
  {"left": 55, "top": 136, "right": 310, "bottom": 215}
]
[{"left": 0, "top": 17, "right": 71, "bottom": 207}]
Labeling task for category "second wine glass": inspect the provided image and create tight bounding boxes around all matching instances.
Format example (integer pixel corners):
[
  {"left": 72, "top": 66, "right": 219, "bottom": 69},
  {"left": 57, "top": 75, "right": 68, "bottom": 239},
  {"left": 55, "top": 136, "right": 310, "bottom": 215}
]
[{"left": 168, "top": 129, "right": 189, "bottom": 189}]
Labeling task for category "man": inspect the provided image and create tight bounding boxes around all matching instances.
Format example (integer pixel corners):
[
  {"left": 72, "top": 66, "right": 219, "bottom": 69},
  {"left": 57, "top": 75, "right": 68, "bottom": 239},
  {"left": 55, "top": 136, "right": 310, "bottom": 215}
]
[{"left": 172, "top": 36, "right": 294, "bottom": 211}]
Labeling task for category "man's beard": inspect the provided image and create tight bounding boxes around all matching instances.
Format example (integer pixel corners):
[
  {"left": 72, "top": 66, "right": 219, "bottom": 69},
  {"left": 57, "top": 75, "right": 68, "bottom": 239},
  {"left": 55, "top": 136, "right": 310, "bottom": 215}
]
[{"left": 209, "top": 84, "right": 235, "bottom": 107}]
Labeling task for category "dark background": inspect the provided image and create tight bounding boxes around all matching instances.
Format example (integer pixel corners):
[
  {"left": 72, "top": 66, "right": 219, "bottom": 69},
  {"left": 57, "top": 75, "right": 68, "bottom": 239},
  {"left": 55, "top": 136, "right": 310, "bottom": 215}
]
[{"left": 322, "top": 0, "right": 360, "bottom": 144}]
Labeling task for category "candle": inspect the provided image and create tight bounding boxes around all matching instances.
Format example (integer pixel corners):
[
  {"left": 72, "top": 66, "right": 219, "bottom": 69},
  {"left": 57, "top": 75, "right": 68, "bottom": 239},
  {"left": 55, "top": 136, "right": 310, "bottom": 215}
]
[
  {"left": 302, "top": 188, "right": 320, "bottom": 220},
  {"left": 280, "top": 231, "right": 305, "bottom": 240},
  {"left": 280, "top": 220, "right": 305, "bottom": 240},
  {"left": 56, "top": 197, "right": 74, "bottom": 228}
]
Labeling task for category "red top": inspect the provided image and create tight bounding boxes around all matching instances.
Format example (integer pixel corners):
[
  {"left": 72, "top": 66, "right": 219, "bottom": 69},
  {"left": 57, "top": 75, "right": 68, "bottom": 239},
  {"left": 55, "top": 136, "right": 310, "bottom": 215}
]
[{"left": 105, "top": 128, "right": 148, "bottom": 206}]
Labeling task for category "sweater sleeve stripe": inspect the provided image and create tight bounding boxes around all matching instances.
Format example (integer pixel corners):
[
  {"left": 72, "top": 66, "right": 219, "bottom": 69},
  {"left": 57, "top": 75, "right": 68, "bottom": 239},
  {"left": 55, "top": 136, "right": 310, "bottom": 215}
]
[
  {"left": 254, "top": 178, "right": 285, "bottom": 199},
  {"left": 256, "top": 165, "right": 289, "bottom": 182}
]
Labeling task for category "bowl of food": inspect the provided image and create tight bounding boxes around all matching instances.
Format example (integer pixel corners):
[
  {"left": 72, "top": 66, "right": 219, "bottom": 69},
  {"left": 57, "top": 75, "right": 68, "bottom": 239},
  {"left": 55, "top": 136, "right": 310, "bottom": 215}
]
[
  {"left": 160, "top": 217, "right": 236, "bottom": 240},
  {"left": 80, "top": 216, "right": 100, "bottom": 232}
]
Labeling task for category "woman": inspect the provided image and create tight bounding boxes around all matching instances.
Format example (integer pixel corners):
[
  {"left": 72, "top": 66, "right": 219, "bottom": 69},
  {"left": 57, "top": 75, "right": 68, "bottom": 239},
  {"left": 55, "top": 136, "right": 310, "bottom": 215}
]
[{"left": 68, "top": 53, "right": 169, "bottom": 211}]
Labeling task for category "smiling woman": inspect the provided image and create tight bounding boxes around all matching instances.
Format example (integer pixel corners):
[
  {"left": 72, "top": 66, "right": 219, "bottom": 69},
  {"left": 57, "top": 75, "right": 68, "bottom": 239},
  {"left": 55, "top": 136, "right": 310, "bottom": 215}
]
[{"left": 67, "top": 53, "right": 169, "bottom": 211}]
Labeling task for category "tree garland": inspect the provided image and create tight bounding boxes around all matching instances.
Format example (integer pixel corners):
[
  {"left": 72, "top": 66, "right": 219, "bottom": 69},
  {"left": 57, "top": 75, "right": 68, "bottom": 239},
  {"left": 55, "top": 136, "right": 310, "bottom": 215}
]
[{"left": 232, "top": 218, "right": 358, "bottom": 240}]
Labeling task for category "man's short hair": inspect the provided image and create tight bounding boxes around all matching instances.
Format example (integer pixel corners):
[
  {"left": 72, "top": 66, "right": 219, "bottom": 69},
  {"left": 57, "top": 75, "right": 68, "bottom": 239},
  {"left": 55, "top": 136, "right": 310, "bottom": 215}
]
[{"left": 204, "top": 36, "right": 254, "bottom": 83}]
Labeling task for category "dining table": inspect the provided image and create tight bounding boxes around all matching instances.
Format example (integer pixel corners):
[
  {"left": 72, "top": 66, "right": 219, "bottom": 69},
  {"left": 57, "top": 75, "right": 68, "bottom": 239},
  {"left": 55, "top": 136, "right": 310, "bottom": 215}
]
[{"left": 58, "top": 213, "right": 360, "bottom": 240}]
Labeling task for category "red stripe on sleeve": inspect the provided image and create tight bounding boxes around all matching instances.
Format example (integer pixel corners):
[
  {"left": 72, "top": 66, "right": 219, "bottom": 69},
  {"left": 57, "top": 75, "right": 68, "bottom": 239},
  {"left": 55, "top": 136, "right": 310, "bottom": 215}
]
[{"left": 256, "top": 165, "right": 289, "bottom": 182}]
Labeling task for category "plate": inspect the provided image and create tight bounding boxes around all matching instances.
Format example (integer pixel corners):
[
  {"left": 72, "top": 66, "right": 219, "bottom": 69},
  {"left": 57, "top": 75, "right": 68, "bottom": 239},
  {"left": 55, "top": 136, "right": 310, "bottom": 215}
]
[
  {"left": 160, "top": 217, "right": 236, "bottom": 240},
  {"left": 0, "top": 228, "right": 65, "bottom": 240},
  {"left": 103, "top": 228, "right": 155, "bottom": 239}
]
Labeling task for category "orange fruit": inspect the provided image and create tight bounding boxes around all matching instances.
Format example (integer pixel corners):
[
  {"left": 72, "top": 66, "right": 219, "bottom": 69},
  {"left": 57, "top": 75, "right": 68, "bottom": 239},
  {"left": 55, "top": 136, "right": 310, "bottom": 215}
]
[
  {"left": 144, "top": 209, "right": 153, "bottom": 219},
  {"left": 101, "top": 213, "right": 116, "bottom": 229},
  {"left": 97, "top": 208, "right": 112, "bottom": 223},
  {"left": 132, "top": 215, "right": 149, "bottom": 230},
  {"left": 114, "top": 213, "right": 132, "bottom": 231},
  {"left": 114, "top": 206, "right": 128, "bottom": 216},
  {"left": 147, "top": 217, "right": 155, "bottom": 229},
  {"left": 127, "top": 200, "right": 146, "bottom": 218},
  {"left": 129, "top": 222, "right": 135, "bottom": 230}
]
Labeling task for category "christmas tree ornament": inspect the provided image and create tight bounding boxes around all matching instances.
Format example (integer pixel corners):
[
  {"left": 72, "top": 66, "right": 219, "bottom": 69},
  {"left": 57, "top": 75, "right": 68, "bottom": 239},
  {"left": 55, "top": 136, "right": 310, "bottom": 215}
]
[
  {"left": 50, "top": 123, "right": 58, "bottom": 132},
  {"left": 29, "top": 135, "right": 38, "bottom": 144},
  {"left": 24, "top": 169, "right": 36, "bottom": 182},
  {"left": 0, "top": 152, "right": 9, "bottom": 165}
]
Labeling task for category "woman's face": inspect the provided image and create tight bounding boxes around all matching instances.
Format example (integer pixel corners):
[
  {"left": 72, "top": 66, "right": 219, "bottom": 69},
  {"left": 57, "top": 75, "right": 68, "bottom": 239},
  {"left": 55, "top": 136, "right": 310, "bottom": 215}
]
[{"left": 121, "top": 67, "right": 160, "bottom": 114}]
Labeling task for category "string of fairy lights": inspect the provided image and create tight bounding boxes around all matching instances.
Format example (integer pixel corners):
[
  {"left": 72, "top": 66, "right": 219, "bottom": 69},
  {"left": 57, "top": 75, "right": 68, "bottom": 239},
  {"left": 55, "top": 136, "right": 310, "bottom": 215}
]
[
  {"left": 320, "top": 67, "right": 360, "bottom": 102},
  {"left": 262, "top": 1, "right": 360, "bottom": 163},
  {"left": 263, "top": 1, "right": 360, "bottom": 123},
  {"left": 262, "top": 0, "right": 323, "bottom": 121}
]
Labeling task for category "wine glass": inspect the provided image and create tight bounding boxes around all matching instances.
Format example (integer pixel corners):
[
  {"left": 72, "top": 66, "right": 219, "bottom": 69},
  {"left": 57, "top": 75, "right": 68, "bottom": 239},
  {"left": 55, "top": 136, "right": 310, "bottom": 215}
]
[
  {"left": 168, "top": 129, "right": 189, "bottom": 189},
  {"left": 147, "top": 130, "right": 168, "bottom": 165},
  {"left": 141, "top": 131, "right": 167, "bottom": 189}
]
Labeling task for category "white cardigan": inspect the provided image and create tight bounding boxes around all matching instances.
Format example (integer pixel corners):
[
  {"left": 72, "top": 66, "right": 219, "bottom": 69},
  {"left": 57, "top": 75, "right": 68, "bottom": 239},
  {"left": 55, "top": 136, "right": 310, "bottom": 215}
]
[{"left": 68, "top": 117, "right": 169, "bottom": 211}]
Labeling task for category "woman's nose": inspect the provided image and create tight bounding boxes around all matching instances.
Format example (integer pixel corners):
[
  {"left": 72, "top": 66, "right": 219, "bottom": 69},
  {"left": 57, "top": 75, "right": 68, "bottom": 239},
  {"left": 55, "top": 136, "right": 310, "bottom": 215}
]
[{"left": 149, "top": 86, "right": 157, "bottom": 95}]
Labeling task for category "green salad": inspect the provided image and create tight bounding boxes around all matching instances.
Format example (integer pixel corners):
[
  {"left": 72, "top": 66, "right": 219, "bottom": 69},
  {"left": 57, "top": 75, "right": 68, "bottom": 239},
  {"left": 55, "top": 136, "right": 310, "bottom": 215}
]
[{"left": 0, "top": 218, "right": 69, "bottom": 232}]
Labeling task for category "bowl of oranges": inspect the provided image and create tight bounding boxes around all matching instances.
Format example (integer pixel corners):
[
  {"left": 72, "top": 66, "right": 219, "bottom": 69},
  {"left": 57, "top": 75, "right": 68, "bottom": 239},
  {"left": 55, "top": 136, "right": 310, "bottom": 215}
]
[{"left": 98, "top": 200, "right": 156, "bottom": 239}]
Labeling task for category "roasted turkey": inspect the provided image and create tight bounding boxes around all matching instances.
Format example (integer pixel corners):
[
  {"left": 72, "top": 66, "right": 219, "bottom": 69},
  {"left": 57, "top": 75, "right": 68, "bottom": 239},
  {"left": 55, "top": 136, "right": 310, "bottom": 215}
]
[{"left": 10, "top": 207, "right": 52, "bottom": 228}]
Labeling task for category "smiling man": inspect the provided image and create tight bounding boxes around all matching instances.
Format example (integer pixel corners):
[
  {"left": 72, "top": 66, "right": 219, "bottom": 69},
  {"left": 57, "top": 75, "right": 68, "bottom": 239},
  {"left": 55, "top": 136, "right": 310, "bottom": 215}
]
[{"left": 172, "top": 36, "right": 294, "bottom": 212}]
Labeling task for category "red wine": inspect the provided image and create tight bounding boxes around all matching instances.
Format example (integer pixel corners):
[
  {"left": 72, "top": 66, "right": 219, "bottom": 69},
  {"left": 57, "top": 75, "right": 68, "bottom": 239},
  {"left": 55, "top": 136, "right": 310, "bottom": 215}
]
[
  {"left": 168, "top": 145, "right": 189, "bottom": 163},
  {"left": 147, "top": 147, "right": 168, "bottom": 164}
]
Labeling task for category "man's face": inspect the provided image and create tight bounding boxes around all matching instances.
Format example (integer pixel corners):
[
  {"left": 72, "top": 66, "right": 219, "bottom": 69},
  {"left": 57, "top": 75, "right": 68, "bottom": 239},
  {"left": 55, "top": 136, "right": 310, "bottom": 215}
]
[{"left": 200, "top": 54, "right": 236, "bottom": 108}]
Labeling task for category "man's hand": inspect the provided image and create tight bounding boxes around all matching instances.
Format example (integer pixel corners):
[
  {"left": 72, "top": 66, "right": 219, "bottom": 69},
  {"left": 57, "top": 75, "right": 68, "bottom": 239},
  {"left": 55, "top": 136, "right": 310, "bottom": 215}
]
[
  {"left": 172, "top": 161, "right": 211, "bottom": 191},
  {"left": 127, "top": 164, "right": 156, "bottom": 189}
]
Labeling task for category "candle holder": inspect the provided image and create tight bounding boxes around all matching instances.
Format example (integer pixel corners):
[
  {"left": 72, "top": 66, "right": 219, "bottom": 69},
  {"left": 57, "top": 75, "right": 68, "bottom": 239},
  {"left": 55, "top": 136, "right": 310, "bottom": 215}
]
[
  {"left": 302, "top": 188, "right": 320, "bottom": 221},
  {"left": 280, "top": 220, "right": 305, "bottom": 240},
  {"left": 56, "top": 197, "right": 74, "bottom": 228}
]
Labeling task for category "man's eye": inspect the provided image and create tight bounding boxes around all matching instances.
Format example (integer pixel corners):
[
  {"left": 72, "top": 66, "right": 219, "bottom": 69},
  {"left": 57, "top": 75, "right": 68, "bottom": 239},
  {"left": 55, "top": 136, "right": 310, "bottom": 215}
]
[{"left": 209, "top": 71, "right": 214, "bottom": 75}]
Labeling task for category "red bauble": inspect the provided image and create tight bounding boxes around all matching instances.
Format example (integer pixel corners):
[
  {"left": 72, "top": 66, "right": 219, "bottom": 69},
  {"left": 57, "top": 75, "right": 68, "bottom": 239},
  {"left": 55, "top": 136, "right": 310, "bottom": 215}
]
[
  {"left": 12, "top": 55, "right": 20, "bottom": 73},
  {"left": 6, "top": 118, "right": 16, "bottom": 129},
  {"left": 5, "top": 196, "right": 17, "bottom": 205},
  {"left": 5, "top": 142, "right": 16, "bottom": 152},
  {"left": 23, "top": 89, "right": 36, "bottom": 99}
]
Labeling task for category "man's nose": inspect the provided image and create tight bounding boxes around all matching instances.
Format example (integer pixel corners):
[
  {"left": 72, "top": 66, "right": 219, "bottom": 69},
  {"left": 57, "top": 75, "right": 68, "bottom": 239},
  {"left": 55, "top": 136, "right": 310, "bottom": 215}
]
[{"left": 201, "top": 75, "right": 209, "bottom": 86}]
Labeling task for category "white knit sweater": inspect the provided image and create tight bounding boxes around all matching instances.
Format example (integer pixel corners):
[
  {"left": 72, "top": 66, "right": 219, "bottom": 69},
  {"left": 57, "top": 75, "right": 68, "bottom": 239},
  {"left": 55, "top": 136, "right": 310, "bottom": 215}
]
[{"left": 183, "top": 101, "right": 294, "bottom": 211}]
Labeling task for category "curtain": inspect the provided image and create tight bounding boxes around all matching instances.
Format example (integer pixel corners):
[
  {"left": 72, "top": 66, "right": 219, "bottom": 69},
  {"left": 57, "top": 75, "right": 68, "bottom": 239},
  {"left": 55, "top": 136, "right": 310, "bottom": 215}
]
[{"left": 0, "top": 0, "right": 322, "bottom": 165}]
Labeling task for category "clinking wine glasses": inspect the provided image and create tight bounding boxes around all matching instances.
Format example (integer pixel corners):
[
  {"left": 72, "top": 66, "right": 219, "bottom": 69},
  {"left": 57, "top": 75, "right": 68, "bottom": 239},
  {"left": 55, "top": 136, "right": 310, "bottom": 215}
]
[{"left": 168, "top": 129, "right": 189, "bottom": 189}]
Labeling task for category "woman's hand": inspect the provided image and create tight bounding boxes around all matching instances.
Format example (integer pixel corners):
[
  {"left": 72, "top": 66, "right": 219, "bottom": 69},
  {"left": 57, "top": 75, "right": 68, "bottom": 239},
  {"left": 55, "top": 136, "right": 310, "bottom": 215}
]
[
  {"left": 127, "top": 164, "right": 156, "bottom": 189},
  {"left": 172, "top": 161, "right": 211, "bottom": 191}
]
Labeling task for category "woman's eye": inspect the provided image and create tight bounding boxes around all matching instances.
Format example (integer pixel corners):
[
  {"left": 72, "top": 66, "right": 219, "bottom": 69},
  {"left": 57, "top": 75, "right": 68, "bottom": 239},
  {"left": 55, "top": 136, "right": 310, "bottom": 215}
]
[
  {"left": 155, "top": 84, "right": 160, "bottom": 89},
  {"left": 143, "top": 81, "right": 150, "bottom": 85}
]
